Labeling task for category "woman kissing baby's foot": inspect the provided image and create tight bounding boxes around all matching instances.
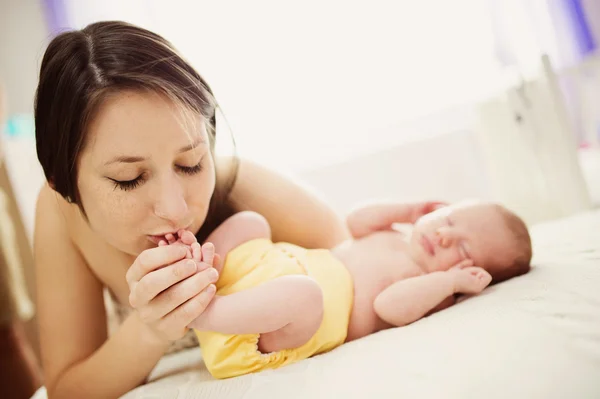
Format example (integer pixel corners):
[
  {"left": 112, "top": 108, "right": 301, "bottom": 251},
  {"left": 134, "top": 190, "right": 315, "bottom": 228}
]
[{"left": 158, "top": 230, "right": 197, "bottom": 259}]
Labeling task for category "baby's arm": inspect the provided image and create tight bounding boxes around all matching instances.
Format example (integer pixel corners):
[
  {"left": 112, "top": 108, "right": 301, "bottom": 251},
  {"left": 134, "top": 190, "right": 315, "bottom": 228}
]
[
  {"left": 374, "top": 272, "right": 456, "bottom": 327},
  {"left": 346, "top": 201, "right": 446, "bottom": 239},
  {"left": 189, "top": 275, "right": 324, "bottom": 352},
  {"left": 374, "top": 266, "right": 491, "bottom": 327}
]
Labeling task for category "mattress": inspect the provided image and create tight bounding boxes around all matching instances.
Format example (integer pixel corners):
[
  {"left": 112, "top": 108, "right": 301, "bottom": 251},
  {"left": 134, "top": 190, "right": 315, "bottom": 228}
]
[{"left": 34, "top": 209, "right": 600, "bottom": 399}]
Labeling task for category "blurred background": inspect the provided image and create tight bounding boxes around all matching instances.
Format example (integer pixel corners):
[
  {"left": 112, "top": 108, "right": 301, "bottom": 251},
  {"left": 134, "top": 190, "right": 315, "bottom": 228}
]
[
  {"left": 1, "top": 2, "right": 600, "bottom": 397},
  {"left": 1, "top": 0, "right": 600, "bottom": 238}
]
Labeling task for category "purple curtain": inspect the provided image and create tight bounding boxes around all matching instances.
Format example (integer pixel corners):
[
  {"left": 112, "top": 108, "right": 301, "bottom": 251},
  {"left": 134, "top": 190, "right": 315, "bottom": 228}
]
[{"left": 39, "top": 0, "right": 71, "bottom": 36}]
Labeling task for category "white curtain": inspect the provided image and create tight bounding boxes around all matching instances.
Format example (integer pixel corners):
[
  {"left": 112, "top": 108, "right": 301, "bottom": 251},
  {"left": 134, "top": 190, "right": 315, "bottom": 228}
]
[
  {"left": 58, "top": 0, "right": 507, "bottom": 172},
  {"left": 49, "top": 1, "right": 598, "bottom": 221}
]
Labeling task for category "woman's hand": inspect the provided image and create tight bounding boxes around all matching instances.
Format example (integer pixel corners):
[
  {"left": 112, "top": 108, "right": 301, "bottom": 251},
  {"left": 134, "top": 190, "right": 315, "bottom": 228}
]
[{"left": 125, "top": 235, "right": 219, "bottom": 344}]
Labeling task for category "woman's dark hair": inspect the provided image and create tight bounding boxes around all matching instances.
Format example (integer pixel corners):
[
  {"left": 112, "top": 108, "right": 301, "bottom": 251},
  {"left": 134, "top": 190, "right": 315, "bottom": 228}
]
[{"left": 34, "top": 20, "right": 238, "bottom": 242}]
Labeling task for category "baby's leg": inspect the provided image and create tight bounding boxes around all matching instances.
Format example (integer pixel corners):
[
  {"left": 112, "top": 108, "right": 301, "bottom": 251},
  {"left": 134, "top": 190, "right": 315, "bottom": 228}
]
[{"left": 189, "top": 275, "right": 324, "bottom": 353}]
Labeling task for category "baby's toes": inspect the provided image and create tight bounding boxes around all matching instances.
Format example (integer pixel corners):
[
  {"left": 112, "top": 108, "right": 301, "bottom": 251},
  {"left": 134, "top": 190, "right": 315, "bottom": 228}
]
[
  {"left": 191, "top": 242, "right": 202, "bottom": 262},
  {"left": 202, "top": 243, "right": 215, "bottom": 265},
  {"left": 179, "top": 230, "right": 198, "bottom": 246},
  {"left": 166, "top": 233, "right": 176, "bottom": 245}
]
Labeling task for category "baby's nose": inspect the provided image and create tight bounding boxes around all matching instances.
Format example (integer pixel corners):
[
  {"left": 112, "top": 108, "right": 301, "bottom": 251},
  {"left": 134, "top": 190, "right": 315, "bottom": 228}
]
[{"left": 435, "top": 228, "right": 453, "bottom": 247}]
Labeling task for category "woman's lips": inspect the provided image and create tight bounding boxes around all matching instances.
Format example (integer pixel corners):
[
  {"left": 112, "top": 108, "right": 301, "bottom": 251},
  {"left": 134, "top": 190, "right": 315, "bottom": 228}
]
[
  {"left": 147, "top": 235, "right": 167, "bottom": 245},
  {"left": 147, "top": 225, "right": 193, "bottom": 246},
  {"left": 420, "top": 235, "right": 435, "bottom": 256}
]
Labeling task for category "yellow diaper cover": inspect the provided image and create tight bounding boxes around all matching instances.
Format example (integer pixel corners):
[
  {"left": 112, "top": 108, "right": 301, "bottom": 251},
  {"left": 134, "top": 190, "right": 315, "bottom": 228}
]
[{"left": 194, "top": 238, "right": 354, "bottom": 379}]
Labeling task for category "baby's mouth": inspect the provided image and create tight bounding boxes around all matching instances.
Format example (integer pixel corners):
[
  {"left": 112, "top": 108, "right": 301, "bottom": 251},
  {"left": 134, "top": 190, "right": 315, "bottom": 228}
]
[{"left": 420, "top": 235, "right": 435, "bottom": 256}]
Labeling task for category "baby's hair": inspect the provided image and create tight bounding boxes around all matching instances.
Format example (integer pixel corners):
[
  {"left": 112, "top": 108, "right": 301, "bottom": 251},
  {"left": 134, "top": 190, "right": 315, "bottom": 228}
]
[{"left": 489, "top": 204, "right": 532, "bottom": 284}]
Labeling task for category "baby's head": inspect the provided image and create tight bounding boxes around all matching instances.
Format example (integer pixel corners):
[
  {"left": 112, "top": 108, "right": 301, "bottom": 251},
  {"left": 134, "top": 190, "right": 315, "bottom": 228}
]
[{"left": 409, "top": 200, "right": 532, "bottom": 283}]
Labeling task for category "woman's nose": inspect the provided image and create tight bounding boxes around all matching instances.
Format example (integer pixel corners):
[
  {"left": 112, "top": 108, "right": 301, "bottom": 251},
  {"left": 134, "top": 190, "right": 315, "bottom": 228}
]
[{"left": 153, "top": 176, "right": 189, "bottom": 226}]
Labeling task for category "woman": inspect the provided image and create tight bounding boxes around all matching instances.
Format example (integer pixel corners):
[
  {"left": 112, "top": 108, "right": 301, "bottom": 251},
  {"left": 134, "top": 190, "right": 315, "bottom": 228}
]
[{"left": 34, "top": 21, "right": 349, "bottom": 398}]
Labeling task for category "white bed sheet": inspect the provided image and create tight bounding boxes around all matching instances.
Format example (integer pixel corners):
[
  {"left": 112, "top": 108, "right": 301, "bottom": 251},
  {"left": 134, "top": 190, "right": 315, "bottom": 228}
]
[{"left": 33, "top": 209, "right": 600, "bottom": 399}]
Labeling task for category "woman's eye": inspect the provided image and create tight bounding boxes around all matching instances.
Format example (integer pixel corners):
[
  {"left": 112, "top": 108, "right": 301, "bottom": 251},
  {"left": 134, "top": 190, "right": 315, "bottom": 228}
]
[
  {"left": 112, "top": 175, "right": 144, "bottom": 191},
  {"left": 177, "top": 161, "right": 203, "bottom": 175}
]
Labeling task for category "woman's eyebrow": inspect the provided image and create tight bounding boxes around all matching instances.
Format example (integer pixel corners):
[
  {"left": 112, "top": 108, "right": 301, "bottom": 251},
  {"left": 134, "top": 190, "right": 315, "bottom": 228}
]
[
  {"left": 104, "top": 155, "right": 144, "bottom": 165},
  {"left": 104, "top": 137, "right": 206, "bottom": 166},
  {"left": 178, "top": 137, "right": 206, "bottom": 153}
]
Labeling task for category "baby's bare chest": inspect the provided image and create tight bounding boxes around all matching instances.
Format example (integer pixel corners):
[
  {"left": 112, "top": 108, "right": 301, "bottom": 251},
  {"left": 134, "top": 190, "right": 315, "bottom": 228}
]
[
  {"left": 332, "top": 231, "right": 420, "bottom": 340},
  {"left": 334, "top": 231, "right": 417, "bottom": 287}
]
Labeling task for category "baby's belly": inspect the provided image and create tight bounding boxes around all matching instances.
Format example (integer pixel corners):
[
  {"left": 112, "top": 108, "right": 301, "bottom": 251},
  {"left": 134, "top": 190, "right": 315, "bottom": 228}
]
[{"left": 331, "top": 232, "right": 408, "bottom": 341}]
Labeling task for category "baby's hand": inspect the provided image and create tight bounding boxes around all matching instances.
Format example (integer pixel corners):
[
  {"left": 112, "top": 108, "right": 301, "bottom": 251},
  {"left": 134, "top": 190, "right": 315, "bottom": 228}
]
[
  {"left": 410, "top": 201, "right": 448, "bottom": 223},
  {"left": 449, "top": 261, "right": 492, "bottom": 295}
]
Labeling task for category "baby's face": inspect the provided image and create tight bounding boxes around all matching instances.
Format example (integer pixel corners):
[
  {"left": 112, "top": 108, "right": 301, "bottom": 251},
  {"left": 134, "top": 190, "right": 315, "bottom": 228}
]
[{"left": 408, "top": 202, "right": 514, "bottom": 273}]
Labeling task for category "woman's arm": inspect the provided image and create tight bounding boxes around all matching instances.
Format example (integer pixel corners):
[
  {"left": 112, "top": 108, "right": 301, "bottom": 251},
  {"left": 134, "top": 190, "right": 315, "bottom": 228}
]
[
  {"left": 226, "top": 158, "right": 351, "bottom": 249},
  {"left": 34, "top": 185, "right": 169, "bottom": 399}
]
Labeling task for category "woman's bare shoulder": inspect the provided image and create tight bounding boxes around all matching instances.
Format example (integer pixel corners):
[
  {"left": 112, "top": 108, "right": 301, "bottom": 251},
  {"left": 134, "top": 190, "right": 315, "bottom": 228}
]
[
  {"left": 218, "top": 156, "right": 350, "bottom": 248},
  {"left": 35, "top": 183, "right": 79, "bottom": 236}
]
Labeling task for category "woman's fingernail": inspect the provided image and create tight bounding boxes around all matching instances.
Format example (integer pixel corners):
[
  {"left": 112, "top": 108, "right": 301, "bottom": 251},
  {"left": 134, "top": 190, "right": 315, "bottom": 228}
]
[
  {"left": 207, "top": 284, "right": 216, "bottom": 295},
  {"left": 208, "top": 268, "right": 218, "bottom": 281},
  {"left": 186, "top": 260, "right": 197, "bottom": 272}
]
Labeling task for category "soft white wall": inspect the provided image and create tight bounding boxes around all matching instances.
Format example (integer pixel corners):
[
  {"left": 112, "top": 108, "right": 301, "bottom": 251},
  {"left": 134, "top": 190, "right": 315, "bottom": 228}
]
[
  {"left": 298, "top": 128, "right": 493, "bottom": 215},
  {"left": 0, "top": 0, "right": 48, "bottom": 114}
]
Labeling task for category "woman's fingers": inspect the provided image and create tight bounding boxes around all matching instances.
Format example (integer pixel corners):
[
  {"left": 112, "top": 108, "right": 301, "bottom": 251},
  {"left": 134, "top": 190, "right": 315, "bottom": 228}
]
[
  {"left": 130, "top": 257, "right": 211, "bottom": 308},
  {"left": 126, "top": 245, "right": 188, "bottom": 286},
  {"left": 165, "top": 284, "right": 217, "bottom": 330},
  {"left": 144, "top": 267, "right": 219, "bottom": 319}
]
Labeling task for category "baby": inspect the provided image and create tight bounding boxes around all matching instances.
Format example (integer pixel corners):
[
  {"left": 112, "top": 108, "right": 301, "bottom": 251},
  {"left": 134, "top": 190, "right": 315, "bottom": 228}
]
[{"left": 163, "top": 199, "right": 532, "bottom": 379}]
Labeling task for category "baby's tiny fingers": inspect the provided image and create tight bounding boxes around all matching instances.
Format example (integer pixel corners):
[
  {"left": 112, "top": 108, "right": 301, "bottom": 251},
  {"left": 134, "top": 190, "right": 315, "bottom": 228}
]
[
  {"left": 451, "top": 259, "right": 473, "bottom": 270},
  {"left": 479, "top": 269, "right": 492, "bottom": 282}
]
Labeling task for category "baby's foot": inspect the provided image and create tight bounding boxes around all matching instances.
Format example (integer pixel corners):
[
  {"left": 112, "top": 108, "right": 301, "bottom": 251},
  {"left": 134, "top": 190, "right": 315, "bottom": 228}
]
[
  {"left": 158, "top": 230, "right": 198, "bottom": 258},
  {"left": 196, "top": 242, "right": 219, "bottom": 282}
]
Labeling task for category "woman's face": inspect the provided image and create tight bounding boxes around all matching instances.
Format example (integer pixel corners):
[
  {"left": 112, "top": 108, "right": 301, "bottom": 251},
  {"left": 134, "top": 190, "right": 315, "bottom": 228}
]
[{"left": 77, "top": 91, "right": 216, "bottom": 256}]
